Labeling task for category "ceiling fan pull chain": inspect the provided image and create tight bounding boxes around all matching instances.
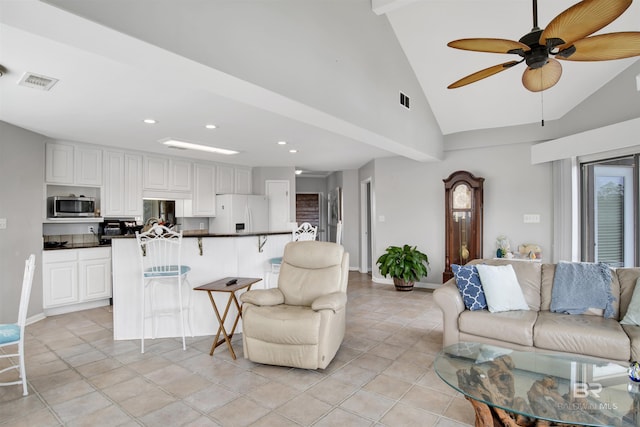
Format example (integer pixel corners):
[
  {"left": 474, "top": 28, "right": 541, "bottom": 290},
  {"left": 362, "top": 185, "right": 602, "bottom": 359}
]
[{"left": 540, "top": 88, "right": 545, "bottom": 127}]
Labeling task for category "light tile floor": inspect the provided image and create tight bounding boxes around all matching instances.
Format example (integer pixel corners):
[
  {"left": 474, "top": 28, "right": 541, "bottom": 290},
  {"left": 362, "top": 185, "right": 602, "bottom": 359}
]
[{"left": 0, "top": 272, "right": 475, "bottom": 426}]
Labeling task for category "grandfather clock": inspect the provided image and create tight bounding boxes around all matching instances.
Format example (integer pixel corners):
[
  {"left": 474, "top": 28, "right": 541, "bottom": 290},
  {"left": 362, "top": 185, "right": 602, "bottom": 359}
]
[{"left": 443, "top": 171, "right": 484, "bottom": 282}]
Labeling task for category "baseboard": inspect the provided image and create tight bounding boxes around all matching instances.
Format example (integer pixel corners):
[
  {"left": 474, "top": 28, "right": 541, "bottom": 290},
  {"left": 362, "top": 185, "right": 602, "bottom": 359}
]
[
  {"left": 26, "top": 312, "right": 46, "bottom": 325},
  {"left": 43, "top": 299, "right": 110, "bottom": 317},
  {"left": 371, "top": 276, "right": 441, "bottom": 290}
]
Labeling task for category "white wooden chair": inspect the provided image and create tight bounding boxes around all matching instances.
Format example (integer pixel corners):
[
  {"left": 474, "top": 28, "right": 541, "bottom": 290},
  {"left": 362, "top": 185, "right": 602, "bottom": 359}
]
[
  {"left": 267, "top": 223, "right": 318, "bottom": 287},
  {"left": 136, "top": 225, "right": 191, "bottom": 353},
  {"left": 0, "top": 254, "right": 36, "bottom": 396}
]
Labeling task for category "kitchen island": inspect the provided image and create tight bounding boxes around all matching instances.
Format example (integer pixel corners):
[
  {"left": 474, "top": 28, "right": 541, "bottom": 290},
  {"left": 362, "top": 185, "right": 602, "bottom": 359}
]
[{"left": 111, "top": 231, "right": 292, "bottom": 341}]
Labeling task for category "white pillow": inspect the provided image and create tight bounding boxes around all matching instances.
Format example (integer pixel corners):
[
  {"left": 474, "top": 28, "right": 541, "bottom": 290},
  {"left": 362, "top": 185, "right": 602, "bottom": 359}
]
[
  {"left": 621, "top": 277, "right": 640, "bottom": 326},
  {"left": 476, "top": 264, "right": 529, "bottom": 313}
]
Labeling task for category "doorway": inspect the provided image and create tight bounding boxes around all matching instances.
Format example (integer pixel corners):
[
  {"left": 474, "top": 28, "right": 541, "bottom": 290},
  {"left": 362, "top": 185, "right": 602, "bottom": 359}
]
[
  {"left": 360, "top": 178, "right": 373, "bottom": 273},
  {"left": 296, "top": 193, "right": 322, "bottom": 240}
]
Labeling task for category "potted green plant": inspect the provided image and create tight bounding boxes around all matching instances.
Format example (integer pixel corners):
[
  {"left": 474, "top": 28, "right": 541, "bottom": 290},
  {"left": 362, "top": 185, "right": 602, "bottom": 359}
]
[{"left": 376, "top": 244, "right": 430, "bottom": 291}]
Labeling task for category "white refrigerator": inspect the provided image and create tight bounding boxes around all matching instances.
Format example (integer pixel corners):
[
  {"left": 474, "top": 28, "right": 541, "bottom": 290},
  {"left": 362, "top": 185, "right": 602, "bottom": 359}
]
[{"left": 209, "top": 194, "right": 269, "bottom": 233}]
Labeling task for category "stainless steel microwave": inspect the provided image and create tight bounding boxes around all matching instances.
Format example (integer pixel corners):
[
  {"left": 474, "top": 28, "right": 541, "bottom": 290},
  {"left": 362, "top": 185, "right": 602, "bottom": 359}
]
[{"left": 48, "top": 196, "right": 96, "bottom": 218}]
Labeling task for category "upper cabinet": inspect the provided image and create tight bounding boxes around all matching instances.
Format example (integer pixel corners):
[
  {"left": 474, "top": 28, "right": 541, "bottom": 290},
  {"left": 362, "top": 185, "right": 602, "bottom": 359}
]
[
  {"left": 46, "top": 142, "right": 102, "bottom": 186},
  {"left": 192, "top": 163, "right": 216, "bottom": 216},
  {"left": 75, "top": 146, "right": 103, "bottom": 186},
  {"left": 235, "top": 167, "right": 252, "bottom": 195},
  {"left": 104, "top": 151, "right": 142, "bottom": 218},
  {"left": 216, "top": 165, "right": 252, "bottom": 194},
  {"left": 144, "top": 156, "right": 192, "bottom": 192}
]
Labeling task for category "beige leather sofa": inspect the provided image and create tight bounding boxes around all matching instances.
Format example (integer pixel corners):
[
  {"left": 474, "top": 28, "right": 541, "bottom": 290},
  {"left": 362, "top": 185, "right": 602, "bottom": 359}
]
[
  {"left": 433, "top": 259, "right": 640, "bottom": 364},
  {"left": 240, "top": 241, "right": 349, "bottom": 370}
]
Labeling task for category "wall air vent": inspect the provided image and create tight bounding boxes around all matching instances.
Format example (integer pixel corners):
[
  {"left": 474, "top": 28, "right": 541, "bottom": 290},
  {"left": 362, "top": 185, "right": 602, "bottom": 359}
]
[
  {"left": 18, "top": 72, "right": 59, "bottom": 91},
  {"left": 400, "top": 92, "right": 410, "bottom": 109}
]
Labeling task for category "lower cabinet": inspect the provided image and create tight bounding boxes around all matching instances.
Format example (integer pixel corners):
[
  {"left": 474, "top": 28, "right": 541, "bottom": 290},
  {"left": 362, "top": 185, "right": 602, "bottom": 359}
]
[{"left": 43, "top": 247, "right": 112, "bottom": 314}]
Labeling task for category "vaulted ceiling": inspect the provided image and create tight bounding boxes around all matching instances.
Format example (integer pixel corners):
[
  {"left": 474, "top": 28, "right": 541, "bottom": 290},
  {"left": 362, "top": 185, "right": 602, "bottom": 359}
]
[{"left": 1, "top": 0, "right": 639, "bottom": 174}]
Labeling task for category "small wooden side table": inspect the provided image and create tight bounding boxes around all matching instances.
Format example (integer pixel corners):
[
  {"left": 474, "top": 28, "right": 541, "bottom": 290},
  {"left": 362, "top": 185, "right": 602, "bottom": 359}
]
[{"left": 193, "top": 277, "right": 262, "bottom": 359}]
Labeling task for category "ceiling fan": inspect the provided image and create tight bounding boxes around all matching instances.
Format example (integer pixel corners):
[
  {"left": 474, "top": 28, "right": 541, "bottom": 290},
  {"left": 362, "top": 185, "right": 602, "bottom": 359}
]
[{"left": 447, "top": 0, "right": 640, "bottom": 92}]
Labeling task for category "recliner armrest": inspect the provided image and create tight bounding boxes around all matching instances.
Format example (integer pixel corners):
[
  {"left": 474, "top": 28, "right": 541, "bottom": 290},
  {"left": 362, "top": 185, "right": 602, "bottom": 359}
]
[
  {"left": 240, "top": 288, "right": 285, "bottom": 306},
  {"left": 311, "top": 292, "right": 347, "bottom": 312}
]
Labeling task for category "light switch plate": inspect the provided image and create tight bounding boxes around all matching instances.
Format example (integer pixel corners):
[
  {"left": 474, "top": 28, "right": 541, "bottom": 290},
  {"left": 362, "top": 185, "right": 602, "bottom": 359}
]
[
  {"left": 0, "top": 218, "right": 6, "bottom": 229},
  {"left": 523, "top": 214, "right": 540, "bottom": 223}
]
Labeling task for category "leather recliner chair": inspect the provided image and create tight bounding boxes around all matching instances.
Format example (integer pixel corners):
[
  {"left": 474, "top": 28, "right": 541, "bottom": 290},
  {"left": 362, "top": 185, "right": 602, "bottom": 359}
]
[{"left": 240, "top": 241, "right": 349, "bottom": 369}]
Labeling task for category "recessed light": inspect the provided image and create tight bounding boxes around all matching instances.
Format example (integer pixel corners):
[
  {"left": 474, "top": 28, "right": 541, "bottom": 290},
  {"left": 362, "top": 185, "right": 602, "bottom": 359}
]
[
  {"left": 160, "top": 138, "right": 238, "bottom": 155},
  {"left": 289, "top": 149, "right": 298, "bottom": 153},
  {"left": 205, "top": 124, "right": 217, "bottom": 129},
  {"left": 143, "top": 119, "right": 157, "bottom": 124},
  {"left": 295, "top": 170, "right": 303, "bottom": 175},
  {"left": 277, "top": 141, "right": 287, "bottom": 145}
]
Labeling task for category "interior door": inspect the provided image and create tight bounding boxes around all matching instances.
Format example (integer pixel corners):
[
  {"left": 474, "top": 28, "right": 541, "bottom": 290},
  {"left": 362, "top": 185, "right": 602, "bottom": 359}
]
[{"left": 266, "top": 180, "right": 290, "bottom": 232}]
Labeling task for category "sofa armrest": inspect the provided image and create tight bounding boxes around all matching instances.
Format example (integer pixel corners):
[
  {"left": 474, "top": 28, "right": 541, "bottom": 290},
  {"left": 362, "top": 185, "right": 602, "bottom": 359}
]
[
  {"left": 240, "top": 288, "right": 285, "bottom": 306},
  {"left": 433, "top": 279, "right": 466, "bottom": 347},
  {"left": 311, "top": 292, "right": 347, "bottom": 312}
]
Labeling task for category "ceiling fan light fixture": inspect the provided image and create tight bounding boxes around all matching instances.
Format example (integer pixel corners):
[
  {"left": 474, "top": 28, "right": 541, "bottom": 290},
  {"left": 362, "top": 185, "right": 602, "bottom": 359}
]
[
  {"left": 160, "top": 138, "right": 239, "bottom": 155},
  {"left": 522, "top": 58, "right": 562, "bottom": 92}
]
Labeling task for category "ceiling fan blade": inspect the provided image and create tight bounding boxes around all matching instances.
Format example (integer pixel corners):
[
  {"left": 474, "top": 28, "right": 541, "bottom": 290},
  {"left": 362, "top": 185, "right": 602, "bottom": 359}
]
[
  {"left": 522, "top": 58, "right": 563, "bottom": 92},
  {"left": 540, "top": 0, "right": 632, "bottom": 49},
  {"left": 448, "top": 61, "right": 521, "bottom": 89},
  {"left": 448, "top": 38, "right": 529, "bottom": 54},
  {"left": 557, "top": 32, "right": 640, "bottom": 60}
]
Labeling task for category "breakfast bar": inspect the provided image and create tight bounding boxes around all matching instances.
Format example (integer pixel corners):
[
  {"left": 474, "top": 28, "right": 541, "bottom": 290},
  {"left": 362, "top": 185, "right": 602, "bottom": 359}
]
[{"left": 110, "top": 231, "right": 291, "bottom": 341}]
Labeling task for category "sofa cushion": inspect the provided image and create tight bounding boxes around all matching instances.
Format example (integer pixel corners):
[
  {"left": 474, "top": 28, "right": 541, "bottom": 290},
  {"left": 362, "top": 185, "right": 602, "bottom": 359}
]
[
  {"left": 459, "top": 310, "right": 538, "bottom": 347},
  {"left": 534, "top": 311, "right": 630, "bottom": 360},
  {"left": 617, "top": 268, "right": 640, "bottom": 320},
  {"left": 469, "top": 259, "right": 541, "bottom": 311},
  {"left": 621, "top": 277, "right": 640, "bottom": 326},
  {"left": 476, "top": 264, "right": 529, "bottom": 313},
  {"left": 452, "top": 264, "right": 487, "bottom": 311},
  {"left": 622, "top": 324, "right": 640, "bottom": 362}
]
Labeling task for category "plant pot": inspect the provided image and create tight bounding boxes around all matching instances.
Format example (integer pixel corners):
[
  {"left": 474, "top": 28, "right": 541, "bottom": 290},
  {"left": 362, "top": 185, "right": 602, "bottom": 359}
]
[{"left": 393, "top": 277, "right": 414, "bottom": 292}]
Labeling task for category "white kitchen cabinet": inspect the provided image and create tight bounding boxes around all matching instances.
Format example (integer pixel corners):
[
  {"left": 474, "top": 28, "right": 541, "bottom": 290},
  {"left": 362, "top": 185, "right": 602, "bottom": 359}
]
[
  {"left": 143, "top": 156, "right": 169, "bottom": 190},
  {"left": 43, "top": 247, "right": 112, "bottom": 314},
  {"left": 216, "top": 165, "right": 251, "bottom": 194},
  {"left": 144, "top": 156, "right": 192, "bottom": 192},
  {"left": 216, "top": 165, "right": 235, "bottom": 194},
  {"left": 235, "top": 167, "right": 252, "bottom": 194},
  {"left": 75, "top": 145, "right": 102, "bottom": 186},
  {"left": 79, "top": 249, "right": 112, "bottom": 301},
  {"left": 170, "top": 160, "right": 192, "bottom": 192},
  {"left": 45, "top": 142, "right": 74, "bottom": 184},
  {"left": 45, "top": 142, "right": 102, "bottom": 186},
  {"left": 124, "top": 154, "right": 143, "bottom": 217},
  {"left": 43, "top": 251, "right": 78, "bottom": 308},
  {"left": 192, "top": 163, "right": 216, "bottom": 216},
  {"left": 104, "top": 151, "right": 142, "bottom": 217}
]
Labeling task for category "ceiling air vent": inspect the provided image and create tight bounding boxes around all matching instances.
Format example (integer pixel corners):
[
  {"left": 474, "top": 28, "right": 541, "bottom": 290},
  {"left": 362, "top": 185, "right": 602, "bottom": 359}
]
[{"left": 18, "top": 72, "right": 59, "bottom": 91}]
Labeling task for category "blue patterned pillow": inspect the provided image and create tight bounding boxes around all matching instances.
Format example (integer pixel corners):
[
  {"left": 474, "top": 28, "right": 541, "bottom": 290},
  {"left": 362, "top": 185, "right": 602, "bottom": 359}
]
[{"left": 452, "top": 264, "right": 487, "bottom": 311}]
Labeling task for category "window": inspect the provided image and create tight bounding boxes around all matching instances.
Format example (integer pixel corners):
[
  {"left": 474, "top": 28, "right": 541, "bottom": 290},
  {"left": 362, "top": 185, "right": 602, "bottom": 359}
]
[{"left": 581, "top": 156, "right": 637, "bottom": 267}]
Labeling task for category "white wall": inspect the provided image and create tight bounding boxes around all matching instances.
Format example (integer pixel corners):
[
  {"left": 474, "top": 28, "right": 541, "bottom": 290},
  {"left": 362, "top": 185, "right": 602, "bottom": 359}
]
[
  {"left": 370, "top": 143, "right": 553, "bottom": 284},
  {"left": 0, "top": 122, "right": 46, "bottom": 323}
]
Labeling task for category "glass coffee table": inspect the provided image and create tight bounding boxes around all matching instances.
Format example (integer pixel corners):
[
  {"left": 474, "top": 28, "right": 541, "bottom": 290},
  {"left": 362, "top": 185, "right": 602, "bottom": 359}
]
[{"left": 435, "top": 342, "right": 640, "bottom": 427}]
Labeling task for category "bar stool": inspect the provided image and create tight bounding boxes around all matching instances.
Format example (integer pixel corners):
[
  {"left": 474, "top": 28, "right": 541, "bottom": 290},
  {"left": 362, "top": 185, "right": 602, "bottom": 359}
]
[
  {"left": 136, "top": 225, "right": 191, "bottom": 353},
  {"left": 0, "top": 254, "right": 36, "bottom": 396}
]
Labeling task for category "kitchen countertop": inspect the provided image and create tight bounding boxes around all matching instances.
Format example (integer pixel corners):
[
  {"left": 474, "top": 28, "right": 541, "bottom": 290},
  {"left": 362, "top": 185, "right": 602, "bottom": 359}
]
[
  {"left": 111, "top": 230, "right": 292, "bottom": 238},
  {"left": 43, "top": 242, "right": 112, "bottom": 251}
]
